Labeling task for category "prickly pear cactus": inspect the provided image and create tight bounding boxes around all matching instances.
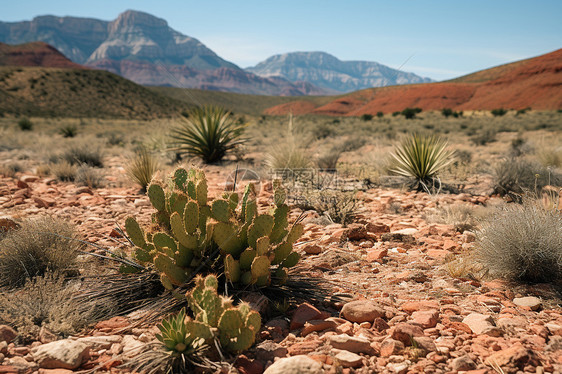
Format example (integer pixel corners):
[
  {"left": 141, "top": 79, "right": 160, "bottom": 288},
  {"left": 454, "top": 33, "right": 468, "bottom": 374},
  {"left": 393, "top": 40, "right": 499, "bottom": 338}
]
[{"left": 123, "top": 167, "right": 303, "bottom": 290}]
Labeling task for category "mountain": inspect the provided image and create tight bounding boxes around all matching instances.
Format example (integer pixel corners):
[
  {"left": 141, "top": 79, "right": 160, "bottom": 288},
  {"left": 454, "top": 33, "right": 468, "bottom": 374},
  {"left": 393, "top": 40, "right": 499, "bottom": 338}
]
[
  {"left": 0, "top": 42, "right": 181, "bottom": 118},
  {"left": 246, "top": 51, "right": 433, "bottom": 93},
  {"left": 264, "top": 49, "right": 562, "bottom": 115},
  {"left": 0, "top": 11, "right": 331, "bottom": 96},
  {"left": 0, "top": 41, "right": 83, "bottom": 68}
]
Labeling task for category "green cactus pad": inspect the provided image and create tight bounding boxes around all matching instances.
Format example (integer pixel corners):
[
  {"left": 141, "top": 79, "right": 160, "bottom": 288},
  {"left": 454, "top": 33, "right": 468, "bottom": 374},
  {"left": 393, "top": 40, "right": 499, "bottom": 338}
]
[
  {"left": 241, "top": 271, "right": 253, "bottom": 285},
  {"left": 255, "top": 236, "right": 270, "bottom": 256},
  {"left": 125, "top": 216, "right": 146, "bottom": 248},
  {"left": 186, "top": 180, "right": 196, "bottom": 200},
  {"left": 241, "top": 184, "right": 256, "bottom": 221},
  {"left": 248, "top": 215, "right": 274, "bottom": 249},
  {"left": 185, "top": 320, "right": 214, "bottom": 341},
  {"left": 270, "top": 204, "right": 289, "bottom": 243},
  {"left": 228, "top": 327, "right": 256, "bottom": 352},
  {"left": 239, "top": 249, "right": 257, "bottom": 270},
  {"left": 154, "top": 254, "right": 187, "bottom": 286},
  {"left": 147, "top": 183, "right": 166, "bottom": 212},
  {"left": 211, "top": 199, "right": 230, "bottom": 222},
  {"left": 169, "top": 192, "right": 188, "bottom": 217},
  {"left": 273, "top": 184, "right": 287, "bottom": 206},
  {"left": 274, "top": 267, "right": 288, "bottom": 284},
  {"left": 244, "top": 199, "right": 257, "bottom": 223},
  {"left": 251, "top": 255, "right": 270, "bottom": 280},
  {"left": 282, "top": 251, "right": 300, "bottom": 268},
  {"left": 170, "top": 212, "right": 198, "bottom": 249},
  {"left": 134, "top": 247, "right": 153, "bottom": 262},
  {"left": 183, "top": 200, "right": 199, "bottom": 234},
  {"left": 224, "top": 192, "right": 239, "bottom": 212},
  {"left": 153, "top": 232, "right": 178, "bottom": 252},
  {"left": 224, "top": 254, "right": 241, "bottom": 283},
  {"left": 160, "top": 273, "right": 174, "bottom": 290},
  {"left": 213, "top": 222, "right": 243, "bottom": 255},
  {"left": 199, "top": 205, "right": 211, "bottom": 238},
  {"left": 245, "top": 310, "right": 261, "bottom": 333},
  {"left": 174, "top": 244, "right": 194, "bottom": 268},
  {"left": 272, "top": 242, "right": 292, "bottom": 265},
  {"left": 255, "top": 274, "right": 270, "bottom": 287},
  {"left": 286, "top": 223, "right": 304, "bottom": 244},
  {"left": 196, "top": 179, "right": 207, "bottom": 206},
  {"left": 204, "top": 274, "right": 218, "bottom": 289},
  {"left": 173, "top": 168, "right": 188, "bottom": 192},
  {"left": 218, "top": 308, "right": 243, "bottom": 333}
]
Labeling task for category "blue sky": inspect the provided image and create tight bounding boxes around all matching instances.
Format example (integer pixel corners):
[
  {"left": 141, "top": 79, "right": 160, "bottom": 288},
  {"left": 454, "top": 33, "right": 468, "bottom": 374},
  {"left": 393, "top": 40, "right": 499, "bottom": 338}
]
[{"left": 3, "top": 0, "right": 561, "bottom": 80}]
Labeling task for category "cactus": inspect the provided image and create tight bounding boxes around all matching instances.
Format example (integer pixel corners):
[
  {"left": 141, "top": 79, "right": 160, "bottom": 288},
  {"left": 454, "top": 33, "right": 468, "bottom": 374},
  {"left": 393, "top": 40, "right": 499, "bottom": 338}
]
[{"left": 123, "top": 167, "right": 303, "bottom": 290}]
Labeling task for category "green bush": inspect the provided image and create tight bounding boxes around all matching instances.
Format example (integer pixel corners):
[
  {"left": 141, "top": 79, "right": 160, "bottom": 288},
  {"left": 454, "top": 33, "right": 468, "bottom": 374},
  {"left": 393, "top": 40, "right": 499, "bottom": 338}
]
[
  {"left": 491, "top": 108, "right": 507, "bottom": 117},
  {"left": 376, "top": 111, "right": 384, "bottom": 118},
  {"left": 0, "top": 217, "right": 81, "bottom": 288},
  {"left": 441, "top": 108, "right": 453, "bottom": 118},
  {"left": 18, "top": 118, "right": 33, "bottom": 131},
  {"left": 390, "top": 133, "right": 455, "bottom": 187},
  {"left": 475, "top": 200, "right": 562, "bottom": 283},
  {"left": 402, "top": 107, "right": 422, "bottom": 119},
  {"left": 169, "top": 105, "right": 246, "bottom": 163},
  {"left": 361, "top": 114, "right": 373, "bottom": 121}
]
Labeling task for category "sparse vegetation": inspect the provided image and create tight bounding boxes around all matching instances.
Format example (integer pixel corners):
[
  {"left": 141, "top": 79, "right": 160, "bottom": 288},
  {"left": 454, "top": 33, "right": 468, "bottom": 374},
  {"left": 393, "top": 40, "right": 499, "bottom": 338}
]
[
  {"left": 62, "top": 144, "right": 104, "bottom": 167},
  {"left": 401, "top": 107, "right": 422, "bottom": 119},
  {"left": 491, "top": 108, "right": 507, "bottom": 117},
  {"left": 76, "top": 165, "right": 104, "bottom": 188},
  {"left": 361, "top": 114, "right": 373, "bottom": 121},
  {"left": 49, "top": 160, "right": 77, "bottom": 181},
  {"left": 475, "top": 199, "right": 562, "bottom": 283},
  {"left": 18, "top": 117, "right": 33, "bottom": 131},
  {"left": 59, "top": 124, "right": 78, "bottom": 138},
  {"left": 0, "top": 217, "right": 82, "bottom": 288},
  {"left": 169, "top": 105, "right": 246, "bottom": 163},
  {"left": 299, "top": 189, "right": 358, "bottom": 226},
  {"left": 493, "top": 158, "right": 558, "bottom": 197},
  {"left": 126, "top": 147, "right": 160, "bottom": 192}
]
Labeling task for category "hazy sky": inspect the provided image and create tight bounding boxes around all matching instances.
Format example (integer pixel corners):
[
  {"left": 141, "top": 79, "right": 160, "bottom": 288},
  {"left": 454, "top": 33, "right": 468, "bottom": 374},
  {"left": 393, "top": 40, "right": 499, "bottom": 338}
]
[{"left": 3, "top": 0, "right": 561, "bottom": 80}]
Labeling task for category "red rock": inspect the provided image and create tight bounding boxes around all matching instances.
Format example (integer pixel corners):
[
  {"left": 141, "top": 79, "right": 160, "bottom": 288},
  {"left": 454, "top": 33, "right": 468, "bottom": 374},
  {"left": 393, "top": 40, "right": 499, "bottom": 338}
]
[
  {"left": 400, "top": 300, "right": 439, "bottom": 314},
  {"left": 0, "top": 325, "right": 17, "bottom": 343},
  {"left": 451, "top": 355, "right": 477, "bottom": 371},
  {"left": 366, "top": 248, "right": 388, "bottom": 262},
  {"left": 366, "top": 222, "right": 390, "bottom": 234},
  {"left": 303, "top": 244, "right": 322, "bottom": 255},
  {"left": 20, "top": 175, "right": 39, "bottom": 183},
  {"left": 462, "top": 313, "right": 503, "bottom": 336},
  {"left": 343, "top": 224, "right": 369, "bottom": 241},
  {"left": 33, "top": 196, "right": 55, "bottom": 208},
  {"left": 340, "top": 300, "right": 385, "bottom": 323},
  {"left": 484, "top": 343, "right": 535, "bottom": 370},
  {"left": 372, "top": 317, "right": 390, "bottom": 332},
  {"left": 290, "top": 303, "right": 329, "bottom": 330},
  {"left": 286, "top": 339, "right": 322, "bottom": 356},
  {"left": 301, "top": 319, "right": 337, "bottom": 336},
  {"left": 95, "top": 316, "right": 130, "bottom": 330},
  {"left": 328, "top": 334, "right": 373, "bottom": 355},
  {"left": 0, "top": 367, "right": 18, "bottom": 374},
  {"left": 411, "top": 309, "right": 439, "bottom": 328},
  {"left": 237, "top": 353, "right": 265, "bottom": 374},
  {"left": 412, "top": 336, "right": 437, "bottom": 352},
  {"left": 391, "top": 323, "right": 424, "bottom": 346},
  {"left": 442, "top": 239, "right": 458, "bottom": 251},
  {"left": 38, "top": 370, "right": 74, "bottom": 374},
  {"left": 0, "top": 218, "right": 19, "bottom": 235},
  {"left": 380, "top": 338, "right": 405, "bottom": 357},
  {"left": 16, "top": 180, "right": 28, "bottom": 189}
]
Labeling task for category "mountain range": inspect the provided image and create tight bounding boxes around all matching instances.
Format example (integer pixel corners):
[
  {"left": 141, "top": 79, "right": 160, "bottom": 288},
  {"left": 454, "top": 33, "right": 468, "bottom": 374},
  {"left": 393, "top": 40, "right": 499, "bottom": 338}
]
[{"left": 0, "top": 10, "right": 431, "bottom": 95}]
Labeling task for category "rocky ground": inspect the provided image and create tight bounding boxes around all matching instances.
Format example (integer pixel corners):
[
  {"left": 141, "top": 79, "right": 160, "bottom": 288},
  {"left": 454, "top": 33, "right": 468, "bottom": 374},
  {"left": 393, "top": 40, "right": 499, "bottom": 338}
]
[{"left": 0, "top": 162, "right": 561, "bottom": 374}]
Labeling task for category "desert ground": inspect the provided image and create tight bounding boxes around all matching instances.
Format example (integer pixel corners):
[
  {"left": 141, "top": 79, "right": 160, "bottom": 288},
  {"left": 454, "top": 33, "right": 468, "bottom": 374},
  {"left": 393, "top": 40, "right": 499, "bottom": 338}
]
[{"left": 0, "top": 109, "right": 561, "bottom": 374}]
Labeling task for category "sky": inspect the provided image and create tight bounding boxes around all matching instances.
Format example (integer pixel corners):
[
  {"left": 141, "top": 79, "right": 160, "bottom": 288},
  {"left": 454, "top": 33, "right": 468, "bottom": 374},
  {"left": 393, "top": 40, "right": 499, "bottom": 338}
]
[{"left": 2, "top": 0, "right": 561, "bottom": 81}]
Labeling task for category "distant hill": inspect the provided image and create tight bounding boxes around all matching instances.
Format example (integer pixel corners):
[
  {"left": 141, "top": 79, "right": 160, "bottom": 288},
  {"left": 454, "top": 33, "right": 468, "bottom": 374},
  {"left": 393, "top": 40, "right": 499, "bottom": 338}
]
[
  {"left": 264, "top": 49, "right": 562, "bottom": 115},
  {"left": 0, "top": 11, "right": 332, "bottom": 96},
  {"left": 0, "top": 43, "right": 181, "bottom": 118},
  {"left": 246, "top": 51, "right": 433, "bottom": 93}
]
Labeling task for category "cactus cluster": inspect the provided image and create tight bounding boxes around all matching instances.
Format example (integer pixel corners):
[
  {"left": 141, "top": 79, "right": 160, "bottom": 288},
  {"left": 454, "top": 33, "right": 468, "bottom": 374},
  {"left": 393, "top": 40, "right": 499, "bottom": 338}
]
[
  {"left": 124, "top": 167, "right": 302, "bottom": 290},
  {"left": 156, "top": 274, "right": 261, "bottom": 353}
]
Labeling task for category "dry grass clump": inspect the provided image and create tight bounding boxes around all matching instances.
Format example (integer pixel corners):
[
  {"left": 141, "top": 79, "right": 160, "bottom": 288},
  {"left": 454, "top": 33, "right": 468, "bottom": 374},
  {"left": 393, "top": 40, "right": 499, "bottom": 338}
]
[
  {"left": 126, "top": 147, "right": 160, "bottom": 192},
  {"left": 537, "top": 147, "right": 562, "bottom": 168},
  {"left": 474, "top": 199, "right": 562, "bottom": 283},
  {"left": 48, "top": 160, "right": 77, "bottom": 181},
  {"left": 426, "top": 203, "right": 489, "bottom": 233},
  {"left": 0, "top": 162, "right": 22, "bottom": 178},
  {"left": 62, "top": 144, "right": 104, "bottom": 168},
  {"left": 0, "top": 275, "right": 110, "bottom": 342},
  {"left": 0, "top": 217, "right": 82, "bottom": 288},
  {"left": 316, "top": 149, "right": 341, "bottom": 171},
  {"left": 76, "top": 165, "right": 104, "bottom": 188},
  {"left": 298, "top": 189, "right": 358, "bottom": 226},
  {"left": 493, "top": 158, "right": 559, "bottom": 198}
]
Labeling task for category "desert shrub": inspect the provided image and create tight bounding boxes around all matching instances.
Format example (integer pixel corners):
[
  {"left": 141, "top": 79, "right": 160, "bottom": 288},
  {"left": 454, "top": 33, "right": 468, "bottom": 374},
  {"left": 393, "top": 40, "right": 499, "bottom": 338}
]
[
  {"left": 516, "top": 107, "right": 530, "bottom": 116},
  {"left": 390, "top": 133, "right": 455, "bottom": 188},
  {"left": 361, "top": 114, "right": 373, "bottom": 121},
  {"left": 470, "top": 128, "right": 497, "bottom": 146},
  {"left": 312, "top": 122, "right": 337, "bottom": 139},
  {"left": 402, "top": 107, "right": 422, "bottom": 119},
  {"left": 0, "top": 275, "right": 109, "bottom": 342},
  {"left": 340, "top": 137, "right": 367, "bottom": 152},
  {"left": 537, "top": 147, "right": 562, "bottom": 168},
  {"left": 475, "top": 200, "right": 562, "bottom": 283},
  {"left": 509, "top": 135, "right": 532, "bottom": 157},
  {"left": 76, "top": 165, "right": 104, "bottom": 188},
  {"left": 426, "top": 203, "right": 488, "bottom": 233},
  {"left": 392, "top": 111, "right": 401, "bottom": 117},
  {"left": 493, "top": 158, "right": 559, "bottom": 197},
  {"left": 0, "top": 162, "right": 22, "bottom": 178},
  {"left": 17, "top": 118, "right": 33, "bottom": 131},
  {"left": 265, "top": 116, "right": 312, "bottom": 171},
  {"left": 169, "top": 105, "right": 246, "bottom": 163},
  {"left": 105, "top": 132, "right": 125, "bottom": 146},
  {"left": 491, "top": 108, "right": 507, "bottom": 117},
  {"left": 126, "top": 147, "right": 160, "bottom": 192},
  {"left": 376, "top": 111, "right": 384, "bottom": 118},
  {"left": 49, "top": 160, "right": 77, "bottom": 181},
  {"left": 441, "top": 108, "right": 453, "bottom": 118},
  {"left": 299, "top": 189, "right": 358, "bottom": 226},
  {"left": 59, "top": 125, "right": 78, "bottom": 138},
  {"left": 0, "top": 217, "right": 81, "bottom": 288},
  {"left": 62, "top": 145, "right": 103, "bottom": 167},
  {"left": 317, "top": 149, "right": 341, "bottom": 171}
]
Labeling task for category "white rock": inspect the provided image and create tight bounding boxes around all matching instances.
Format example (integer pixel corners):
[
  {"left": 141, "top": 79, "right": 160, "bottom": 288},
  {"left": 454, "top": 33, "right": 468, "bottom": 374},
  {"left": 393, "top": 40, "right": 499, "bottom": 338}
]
[
  {"left": 31, "top": 339, "right": 89, "bottom": 369},
  {"left": 513, "top": 296, "right": 542, "bottom": 311},
  {"left": 263, "top": 355, "right": 323, "bottom": 374}
]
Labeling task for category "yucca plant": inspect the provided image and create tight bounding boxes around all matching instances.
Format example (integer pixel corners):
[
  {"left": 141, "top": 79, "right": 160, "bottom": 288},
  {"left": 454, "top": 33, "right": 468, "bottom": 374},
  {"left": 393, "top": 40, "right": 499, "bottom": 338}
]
[
  {"left": 169, "top": 106, "right": 246, "bottom": 164},
  {"left": 126, "top": 147, "right": 160, "bottom": 192},
  {"left": 156, "top": 308, "right": 205, "bottom": 354},
  {"left": 390, "top": 133, "right": 455, "bottom": 188},
  {"left": 59, "top": 125, "right": 78, "bottom": 138}
]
